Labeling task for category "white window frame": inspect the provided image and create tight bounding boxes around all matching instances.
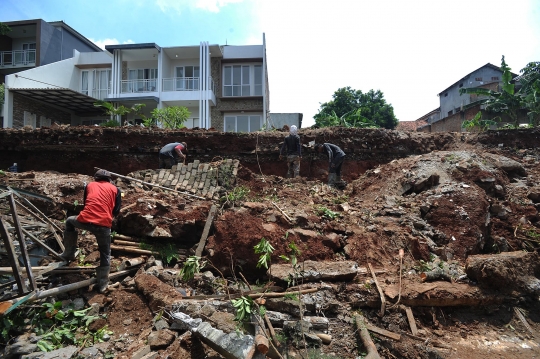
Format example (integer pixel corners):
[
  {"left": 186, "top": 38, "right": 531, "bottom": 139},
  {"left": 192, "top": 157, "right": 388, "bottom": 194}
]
[
  {"left": 222, "top": 64, "right": 263, "bottom": 97},
  {"left": 93, "top": 69, "right": 111, "bottom": 99},
  {"left": 128, "top": 68, "right": 158, "bottom": 92},
  {"left": 24, "top": 111, "right": 36, "bottom": 128},
  {"left": 184, "top": 118, "right": 200, "bottom": 129},
  {"left": 40, "top": 116, "right": 51, "bottom": 128},
  {"left": 175, "top": 66, "right": 200, "bottom": 90},
  {"left": 223, "top": 114, "right": 262, "bottom": 133}
]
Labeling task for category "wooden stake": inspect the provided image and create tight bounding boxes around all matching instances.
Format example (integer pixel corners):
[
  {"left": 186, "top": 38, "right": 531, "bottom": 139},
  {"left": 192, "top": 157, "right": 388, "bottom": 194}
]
[
  {"left": 404, "top": 306, "right": 418, "bottom": 336},
  {"left": 271, "top": 201, "right": 292, "bottom": 223},
  {"left": 365, "top": 322, "right": 401, "bottom": 341},
  {"left": 368, "top": 262, "right": 386, "bottom": 317},
  {"left": 355, "top": 315, "right": 382, "bottom": 359},
  {"left": 195, "top": 204, "right": 217, "bottom": 257}
]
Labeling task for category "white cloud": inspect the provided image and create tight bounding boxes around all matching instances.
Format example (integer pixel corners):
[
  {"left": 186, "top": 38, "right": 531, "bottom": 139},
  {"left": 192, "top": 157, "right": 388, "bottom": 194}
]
[
  {"left": 249, "top": 0, "right": 540, "bottom": 127},
  {"left": 155, "top": 0, "right": 243, "bottom": 14},
  {"left": 89, "top": 38, "right": 135, "bottom": 50}
]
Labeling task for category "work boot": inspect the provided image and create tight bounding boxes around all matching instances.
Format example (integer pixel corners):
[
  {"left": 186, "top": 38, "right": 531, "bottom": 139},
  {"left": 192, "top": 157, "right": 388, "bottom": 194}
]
[
  {"left": 59, "top": 231, "right": 78, "bottom": 262},
  {"left": 96, "top": 266, "right": 110, "bottom": 293},
  {"left": 327, "top": 173, "right": 337, "bottom": 187}
]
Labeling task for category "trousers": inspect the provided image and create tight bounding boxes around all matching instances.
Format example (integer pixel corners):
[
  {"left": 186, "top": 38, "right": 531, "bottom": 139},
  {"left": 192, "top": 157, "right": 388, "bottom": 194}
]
[{"left": 65, "top": 216, "right": 111, "bottom": 267}]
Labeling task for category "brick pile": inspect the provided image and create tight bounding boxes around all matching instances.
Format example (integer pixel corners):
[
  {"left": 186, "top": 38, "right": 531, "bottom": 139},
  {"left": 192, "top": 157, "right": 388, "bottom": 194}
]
[{"left": 128, "top": 159, "right": 240, "bottom": 200}]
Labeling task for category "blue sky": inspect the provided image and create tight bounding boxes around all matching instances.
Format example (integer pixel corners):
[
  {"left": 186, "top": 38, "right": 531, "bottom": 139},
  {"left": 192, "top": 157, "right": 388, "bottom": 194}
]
[{"left": 2, "top": 0, "right": 540, "bottom": 127}]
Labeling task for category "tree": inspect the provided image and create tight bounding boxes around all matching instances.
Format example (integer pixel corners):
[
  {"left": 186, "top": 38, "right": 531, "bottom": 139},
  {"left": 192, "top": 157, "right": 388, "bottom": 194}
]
[
  {"left": 459, "top": 56, "right": 524, "bottom": 128},
  {"left": 0, "top": 84, "right": 5, "bottom": 107},
  {"left": 94, "top": 100, "right": 132, "bottom": 126},
  {"left": 150, "top": 106, "right": 190, "bottom": 129},
  {"left": 518, "top": 62, "right": 540, "bottom": 127},
  {"left": 0, "top": 23, "right": 11, "bottom": 36},
  {"left": 314, "top": 87, "right": 398, "bottom": 129}
]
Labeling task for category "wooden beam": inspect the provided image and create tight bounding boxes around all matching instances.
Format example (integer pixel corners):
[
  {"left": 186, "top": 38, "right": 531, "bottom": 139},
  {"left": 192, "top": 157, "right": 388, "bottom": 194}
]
[
  {"left": 404, "top": 306, "right": 418, "bottom": 336},
  {"left": 368, "top": 263, "right": 386, "bottom": 317},
  {"left": 195, "top": 205, "right": 217, "bottom": 257}
]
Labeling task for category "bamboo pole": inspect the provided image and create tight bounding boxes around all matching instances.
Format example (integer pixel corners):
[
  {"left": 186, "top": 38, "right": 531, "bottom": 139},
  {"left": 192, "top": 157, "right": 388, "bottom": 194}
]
[
  {"left": 271, "top": 201, "right": 292, "bottom": 222},
  {"left": 94, "top": 167, "right": 206, "bottom": 200},
  {"left": 113, "top": 240, "right": 140, "bottom": 247},
  {"left": 368, "top": 263, "right": 386, "bottom": 317},
  {"left": 355, "top": 315, "right": 382, "bottom": 359}
]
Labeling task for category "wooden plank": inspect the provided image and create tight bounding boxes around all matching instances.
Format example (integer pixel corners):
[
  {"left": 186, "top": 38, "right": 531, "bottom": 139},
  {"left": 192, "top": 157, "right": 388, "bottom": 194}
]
[
  {"left": 365, "top": 323, "right": 401, "bottom": 341},
  {"left": 195, "top": 205, "right": 218, "bottom": 257},
  {"left": 404, "top": 306, "right": 418, "bottom": 336},
  {"left": 0, "top": 217, "right": 28, "bottom": 294},
  {"left": 368, "top": 262, "right": 386, "bottom": 317}
]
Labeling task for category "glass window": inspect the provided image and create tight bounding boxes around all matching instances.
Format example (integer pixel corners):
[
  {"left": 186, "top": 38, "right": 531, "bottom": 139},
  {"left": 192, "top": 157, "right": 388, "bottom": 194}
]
[
  {"left": 223, "top": 64, "right": 263, "bottom": 97},
  {"left": 237, "top": 115, "right": 249, "bottom": 132},
  {"left": 254, "top": 65, "right": 262, "bottom": 96},
  {"left": 249, "top": 116, "right": 260, "bottom": 131},
  {"left": 224, "top": 116, "right": 236, "bottom": 132},
  {"left": 81, "top": 71, "right": 89, "bottom": 95}
]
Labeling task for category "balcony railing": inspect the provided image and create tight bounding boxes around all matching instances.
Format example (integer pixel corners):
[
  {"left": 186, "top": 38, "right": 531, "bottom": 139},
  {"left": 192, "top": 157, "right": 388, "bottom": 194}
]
[
  {"left": 0, "top": 50, "right": 36, "bottom": 67},
  {"left": 162, "top": 76, "right": 215, "bottom": 93},
  {"left": 121, "top": 79, "right": 157, "bottom": 93}
]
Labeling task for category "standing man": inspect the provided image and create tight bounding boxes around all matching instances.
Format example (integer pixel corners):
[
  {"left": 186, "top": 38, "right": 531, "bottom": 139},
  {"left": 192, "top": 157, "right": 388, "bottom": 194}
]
[
  {"left": 159, "top": 142, "right": 187, "bottom": 169},
  {"left": 60, "top": 169, "right": 122, "bottom": 293},
  {"left": 279, "top": 125, "right": 302, "bottom": 178},
  {"left": 316, "top": 143, "right": 346, "bottom": 187}
]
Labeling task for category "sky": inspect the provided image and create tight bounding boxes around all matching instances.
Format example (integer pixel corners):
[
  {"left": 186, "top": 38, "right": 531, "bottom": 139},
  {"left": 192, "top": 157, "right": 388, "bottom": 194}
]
[{"left": 2, "top": 0, "right": 540, "bottom": 127}]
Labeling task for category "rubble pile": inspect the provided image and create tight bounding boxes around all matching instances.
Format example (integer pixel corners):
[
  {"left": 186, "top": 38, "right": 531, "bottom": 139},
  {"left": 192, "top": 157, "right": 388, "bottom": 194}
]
[{"left": 0, "top": 127, "right": 540, "bottom": 359}]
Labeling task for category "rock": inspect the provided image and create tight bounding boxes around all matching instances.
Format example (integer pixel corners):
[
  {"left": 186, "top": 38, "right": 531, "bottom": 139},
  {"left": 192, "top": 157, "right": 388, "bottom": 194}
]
[
  {"left": 262, "top": 223, "right": 279, "bottom": 233},
  {"left": 208, "top": 311, "right": 236, "bottom": 334},
  {"left": 4, "top": 334, "right": 39, "bottom": 359},
  {"left": 465, "top": 251, "right": 540, "bottom": 295},
  {"left": 268, "top": 260, "right": 358, "bottom": 283},
  {"left": 294, "top": 212, "right": 310, "bottom": 226},
  {"left": 243, "top": 202, "right": 267, "bottom": 213},
  {"left": 21, "top": 345, "right": 77, "bottom": 359},
  {"left": 72, "top": 297, "right": 85, "bottom": 310},
  {"left": 292, "top": 229, "right": 321, "bottom": 241},
  {"left": 265, "top": 311, "right": 292, "bottom": 326},
  {"left": 148, "top": 329, "right": 177, "bottom": 349},
  {"left": 265, "top": 298, "right": 305, "bottom": 317},
  {"left": 131, "top": 345, "right": 151, "bottom": 359},
  {"left": 303, "top": 316, "right": 329, "bottom": 330},
  {"left": 338, "top": 203, "right": 350, "bottom": 212},
  {"left": 322, "top": 232, "right": 341, "bottom": 250},
  {"left": 88, "top": 318, "right": 107, "bottom": 332},
  {"left": 527, "top": 190, "right": 540, "bottom": 203},
  {"left": 482, "top": 153, "right": 527, "bottom": 176},
  {"left": 154, "top": 319, "right": 170, "bottom": 331},
  {"left": 135, "top": 273, "right": 184, "bottom": 311}
]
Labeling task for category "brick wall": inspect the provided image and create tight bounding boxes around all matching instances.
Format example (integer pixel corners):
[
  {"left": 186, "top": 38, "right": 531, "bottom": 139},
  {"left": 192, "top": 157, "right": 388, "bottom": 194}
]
[{"left": 13, "top": 93, "right": 71, "bottom": 128}]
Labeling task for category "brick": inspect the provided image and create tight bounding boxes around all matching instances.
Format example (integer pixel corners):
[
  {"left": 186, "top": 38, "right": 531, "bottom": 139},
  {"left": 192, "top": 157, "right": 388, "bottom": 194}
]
[
  {"left": 187, "top": 163, "right": 193, "bottom": 172},
  {"left": 184, "top": 171, "right": 191, "bottom": 180},
  {"left": 192, "top": 160, "right": 200, "bottom": 168},
  {"left": 158, "top": 170, "right": 166, "bottom": 181},
  {"left": 180, "top": 165, "right": 187, "bottom": 175},
  {"left": 171, "top": 164, "right": 177, "bottom": 172},
  {"left": 202, "top": 163, "right": 210, "bottom": 173}
]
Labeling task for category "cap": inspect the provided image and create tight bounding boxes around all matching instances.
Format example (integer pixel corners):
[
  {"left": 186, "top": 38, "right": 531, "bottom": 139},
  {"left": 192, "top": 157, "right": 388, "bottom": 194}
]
[{"left": 94, "top": 169, "right": 112, "bottom": 180}]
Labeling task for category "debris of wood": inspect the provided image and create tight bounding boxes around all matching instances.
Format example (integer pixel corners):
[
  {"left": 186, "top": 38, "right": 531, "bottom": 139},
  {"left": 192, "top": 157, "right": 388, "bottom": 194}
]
[
  {"left": 112, "top": 239, "right": 141, "bottom": 247},
  {"left": 113, "top": 233, "right": 141, "bottom": 242},
  {"left": 514, "top": 307, "right": 536, "bottom": 338},
  {"left": 404, "top": 306, "right": 418, "bottom": 336},
  {"left": 110, "top": 244, "right": 156, "bottom": 255},
  {"left": 271, "top": 201, "right": 292, "bottom": 222},
  {"left": 253, "top": 315, "right": 269, "bottom": 355},
  {"left": 315, "top": 333, "right": 332, "bottom": 344},
  {"left": 355, "top": 315, "right": 382, "bottom": 359},
  {"left": 264, "top": 313, "right": 280, "bottom": 348},
  {"left": 269, "top": 260, "right": 358, "bottom": 283},
  {"left": 365, "top": 322, "right": 401, "bottom": 341},
  {"left": 368, "top": 263, "right": 386, "bottom": 316},
  {"left": 195, "top": 204, "right": 217, "bottom": 257}
]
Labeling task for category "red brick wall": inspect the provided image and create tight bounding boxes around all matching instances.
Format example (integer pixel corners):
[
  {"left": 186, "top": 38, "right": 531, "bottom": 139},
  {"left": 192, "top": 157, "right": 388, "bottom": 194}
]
[{"left": 13, "top": 93, "right": 71, "bottom": 128}]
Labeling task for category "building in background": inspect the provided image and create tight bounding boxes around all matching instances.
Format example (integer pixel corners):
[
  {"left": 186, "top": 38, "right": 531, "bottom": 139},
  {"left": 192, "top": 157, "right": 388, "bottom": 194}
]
[
  {"left": 3, "top": 34, "right": 270, "bottom": 131},
  {"left": 269, "top": 113, "right": 303, "bottom": 129}
]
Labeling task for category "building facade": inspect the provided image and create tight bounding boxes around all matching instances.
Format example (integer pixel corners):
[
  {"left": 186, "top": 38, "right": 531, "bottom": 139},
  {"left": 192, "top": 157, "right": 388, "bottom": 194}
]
[{"left": 2, "top": 33, "right": 269, "bottom": 132}]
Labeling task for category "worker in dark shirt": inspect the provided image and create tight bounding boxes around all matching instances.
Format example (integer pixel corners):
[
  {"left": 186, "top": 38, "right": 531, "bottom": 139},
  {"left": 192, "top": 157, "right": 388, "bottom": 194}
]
[
  {"left": 60, "top": 169, "right": 122, "bottom": 293},
  {"left": 279, "top": 125, "right": 302, "bottom": 178},
  {"left": 316, "top": 143, "right": 346, "bottom": 187},
  {"left": 159, "top": 142, "right": 187, "bottom": 168}
]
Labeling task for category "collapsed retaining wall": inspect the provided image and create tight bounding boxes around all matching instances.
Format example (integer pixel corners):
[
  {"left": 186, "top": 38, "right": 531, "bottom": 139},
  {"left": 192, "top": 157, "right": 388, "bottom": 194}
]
[{"left": 0, "top": 126, "right": 538, "bottom": 180}]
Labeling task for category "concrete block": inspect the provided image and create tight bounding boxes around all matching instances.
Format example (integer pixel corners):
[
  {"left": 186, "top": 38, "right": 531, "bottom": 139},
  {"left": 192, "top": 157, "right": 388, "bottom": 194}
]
[{"left": 131, "top": 345, "right": 151, "bottom": 359}]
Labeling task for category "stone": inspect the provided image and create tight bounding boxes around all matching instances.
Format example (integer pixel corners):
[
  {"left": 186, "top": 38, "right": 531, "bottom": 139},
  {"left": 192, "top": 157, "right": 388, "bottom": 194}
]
[
  {"left": 292, "top": 229, "right": 321, "bottom": 241},
  {"left": 262, "top": 223, "right": 279, "bottom": 233},
  {"left": 338, "top": 203, "right": 350, "bottom": 212},
  {"left": 268, "top": 260, "right": 358, "bottom": 283},
  {"left": 22, "top": 345, "right": 77, "bottom": 359},
  {"left": 131, "top": 345, "right": 151, "bottom": 359},
  {"left": 208, "top": 311, "right": 236, "bottom": 334},
  {"left": 154, "top": 319, "right": 170, "bottom": 331},
  {"left": 148, "top": 329, "right": 176, "bottom": 349},
  {"left": 72, "top": 297, "right": 85, "bottom": 311},
  {"left": 4, "top": 336, "right": 38, "bottom": 359},
  {"left": 140, "top": 352, "right": 159, "bottom": 359},
  {"left": 465, "top": 251, "right": 540, "bottom": 295},
  {"left": 322, "top": 232, "right": 341, "bottom": 251},
  {"left": 242, "top": 202, "right": 267, "bottom": 213},
  {"left": 482, "top": 153, "right": 527, "bottom": 176},
  {"left": 88, "top": 318, "right": 107, "bottom": 332},
  {"left": 265, "top": 298, "right": 304, "bottom": 317},
  {"left": 527, "top": 189, "right": 540, "bottom": 203},
  {"left": 265, "top": 311, "right": 292, "bottom": 326}
]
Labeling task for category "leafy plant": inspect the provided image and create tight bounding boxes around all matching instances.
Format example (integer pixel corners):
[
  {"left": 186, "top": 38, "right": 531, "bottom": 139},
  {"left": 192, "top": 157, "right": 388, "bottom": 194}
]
[
  {"left": 179, "top": 256, "right": 204, "bottom": 282},
  {"left": 150, "top": 106, "right": 190, "bottom": 129},
  {"left": 462, "top": 111, "right": 497, "bottom": 132},
  {"left": 254, "top": 238, "right": 275, "bottom": 270},
  {"left": 0, "top": 301, "right": 108, "bottom": 351},
  {"left": 100, "top": 119, "right": 121, "bottom": 127},
  {"left": 94, "top": 100, "right": 131, "bottom": 125},
  {"left": 284, "top": 293, "right": 299, "bottom": 301},
  {"left": 332, "top": 194, "right": 349, "bottom": 204},
  {"left": 231, "top": 296, "right": 255, "bottom": 323},
  {"left": 316, "top": 206, "right": 339, "bottom": 220},
  {"left": 221, "top": 186, "right": 250, "bottom": 205},
  {"left": 279, "top": 242, "right": 302, "bottom": 287},
  {"left": 0, "top": 170, "right": 5, "bottom": 176}
]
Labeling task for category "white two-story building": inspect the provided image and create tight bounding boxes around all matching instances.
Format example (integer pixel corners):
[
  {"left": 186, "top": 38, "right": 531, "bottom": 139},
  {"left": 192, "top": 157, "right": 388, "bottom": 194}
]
[{"left": 2, "top": 34, "right": 269, "bottom": 132}]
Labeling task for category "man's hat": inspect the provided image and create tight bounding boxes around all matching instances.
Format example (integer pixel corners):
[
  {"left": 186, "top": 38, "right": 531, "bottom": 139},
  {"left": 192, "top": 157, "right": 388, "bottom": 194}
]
[{"left": 94, "top": 169, "right": 112, "bottom": 180}]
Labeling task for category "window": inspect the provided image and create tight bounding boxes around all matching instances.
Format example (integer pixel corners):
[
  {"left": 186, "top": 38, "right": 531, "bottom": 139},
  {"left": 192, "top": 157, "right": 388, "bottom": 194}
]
[
  {"left": 491, "top": 76, "right": 499, "bottom": 81},
  {"left": 475, "top": 77, "right": 482, "bottom": 81},
  {"left": 93, "top": 69, "right": 111, "bottom": 99},
  {"left": 223, "top": 64, "right": 263, "bottom": 97},
  {"left": 224, "top": 115, "right": 261, "bottom": 132},
  {"left": 184, "top": 118, "right": 200, "bottom": 128},
  {"left": 82, "top": 119, "right": 107, "bottom": 126},
  {"left": 459, "top": 83, "right": 463, "bottom": 88},
  {"left": 175, "top": 66, "right": 200, "bottom": 90},
  {"left": 81, "top": 71, "right": 89, "bottom": 95},
  {"left": 40, "top": 116, "right": 51, "bottom": 127},
  {"left": 128, "top": 68, "right": 158, "bottom": 92},
  {"left": 24, "top": 111, "right": 36, "bottom": 128},
  {"left": 444, "top": 93, "right": 448, "bottom": 97},
  {"left": 22, "top": 43, "right": 36, "bottom": 63}
]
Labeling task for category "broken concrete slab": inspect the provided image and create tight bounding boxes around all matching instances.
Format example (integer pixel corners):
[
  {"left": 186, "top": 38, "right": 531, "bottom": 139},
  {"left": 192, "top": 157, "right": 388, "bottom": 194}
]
[
  {"left": 268, "top": 260, "right": 358, "bottom": 283},
  {"left": 21, "top": 345, "right": 77, "bottom": 359},
  {"left": 134, "top": 273, "right": 184, "bottom": 311},
  {"left": 465, "top": 251, "right": 540, "bottom": 295},
  {"left": 171, "top": 311, "right": 263, "bottom": 359}
]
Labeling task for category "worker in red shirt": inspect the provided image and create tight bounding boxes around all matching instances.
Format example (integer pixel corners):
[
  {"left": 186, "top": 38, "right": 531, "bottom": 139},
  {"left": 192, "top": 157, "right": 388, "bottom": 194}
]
[
  {"left": 159, "top": 142, "right": 187, "bottom": 168},
  {"left": 60, "top": 169, "right": 122, "bottom": 293}
]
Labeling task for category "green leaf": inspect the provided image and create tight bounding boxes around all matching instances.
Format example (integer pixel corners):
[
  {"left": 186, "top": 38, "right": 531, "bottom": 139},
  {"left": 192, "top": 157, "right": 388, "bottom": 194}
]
[{"left": 37, "top": 339, "right": 54, "bottom": 352}]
